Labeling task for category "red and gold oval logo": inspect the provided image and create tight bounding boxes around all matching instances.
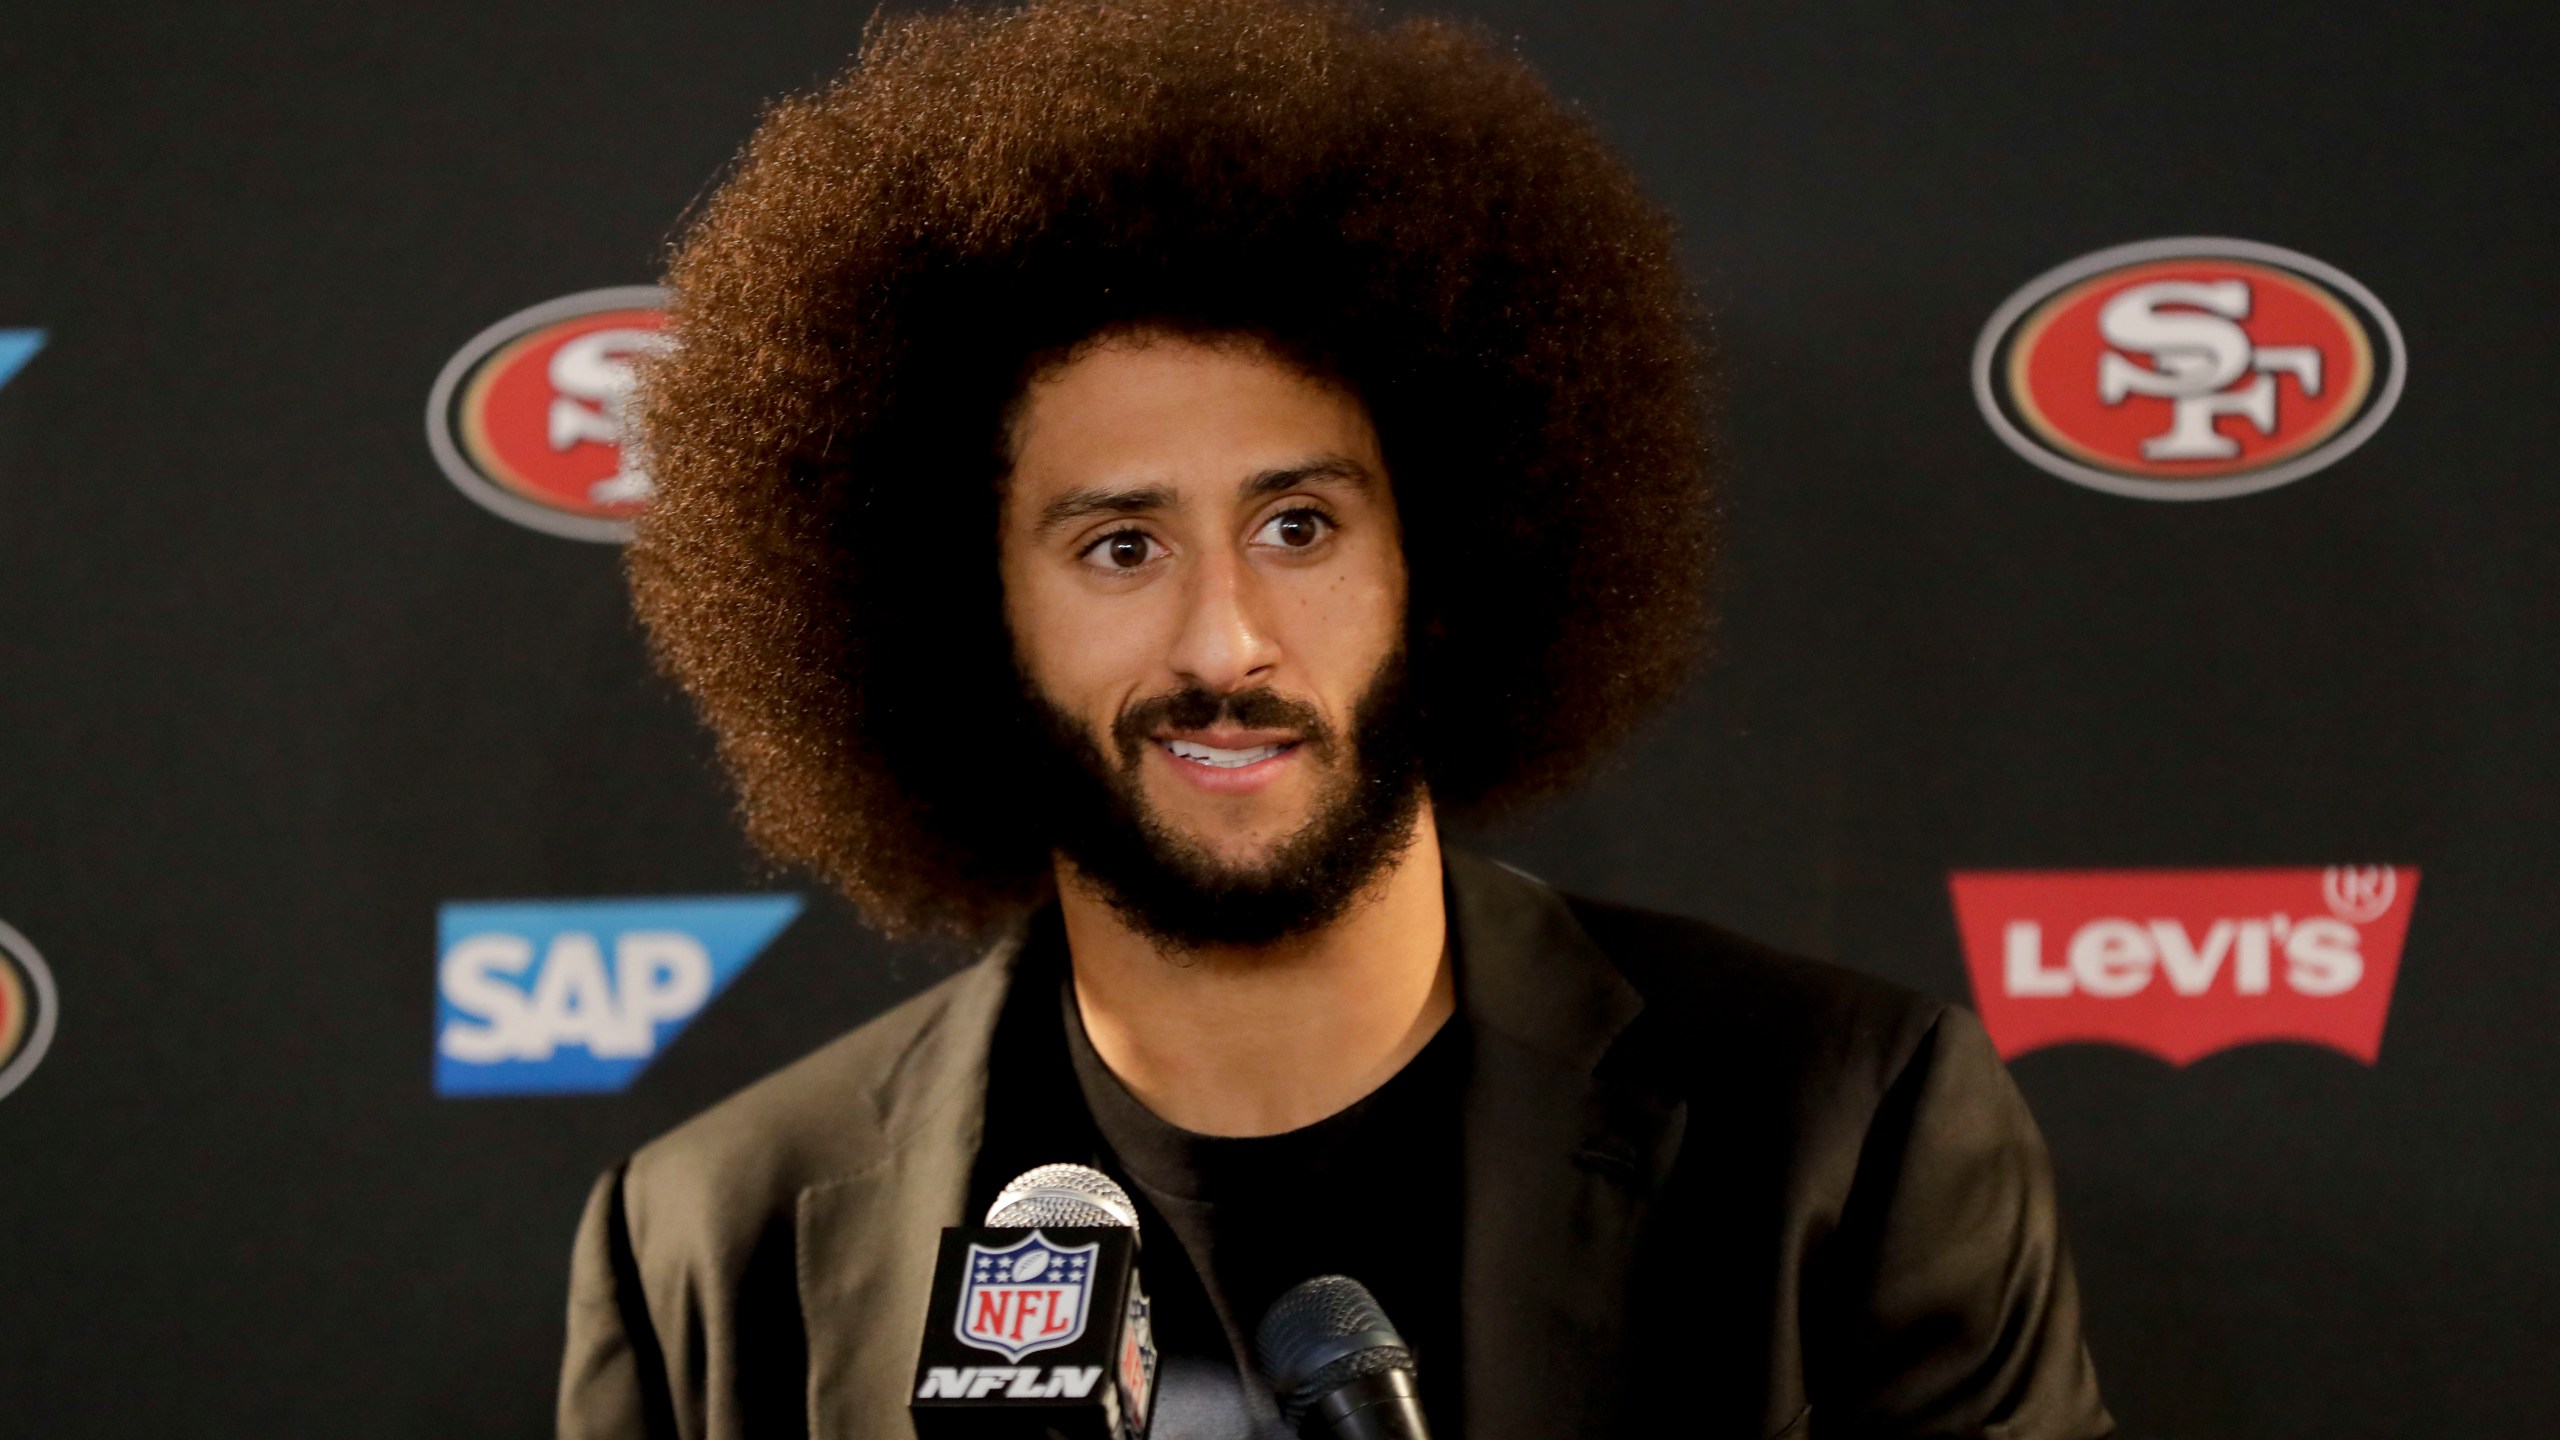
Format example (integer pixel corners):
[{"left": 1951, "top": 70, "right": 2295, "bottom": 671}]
[
  {"left": 0, "top": 919, "right": 57, "bottom": 1101},
  {"left": 426, "top": 287, "right": 667, "bottom": 542},
  {"left": 1974, "top": 239, "right": 2405, "bottom": 500}
]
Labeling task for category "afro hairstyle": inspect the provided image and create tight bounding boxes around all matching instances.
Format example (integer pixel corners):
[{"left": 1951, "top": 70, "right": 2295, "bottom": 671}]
[{"left": 627, "top": 0, "right": 1720, "bottom": 936}]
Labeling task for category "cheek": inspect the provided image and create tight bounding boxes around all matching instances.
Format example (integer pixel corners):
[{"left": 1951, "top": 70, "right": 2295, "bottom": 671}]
[
  {"left": 1005, "top": 564, "right": 1163, "bottom": 713},
  {"left": 1280, "top": 537, "right": 1407, "bottom": 676}
]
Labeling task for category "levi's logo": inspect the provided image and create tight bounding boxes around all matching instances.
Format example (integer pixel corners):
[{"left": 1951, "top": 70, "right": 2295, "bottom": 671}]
[{"left": 1949, "top": 867, "right": 2418, "bottom": 1065}]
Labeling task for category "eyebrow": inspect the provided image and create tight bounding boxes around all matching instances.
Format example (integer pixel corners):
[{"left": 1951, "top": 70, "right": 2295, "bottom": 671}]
[
  {"left": 1240, "top": 455, "right": 1375, "bottom": 500},
  {"left": 1034, "top": 483, "right": 1177, "bottom": 534},
  {"left": 1031, "top": 455, "right": 1375, "bottom": 536}
]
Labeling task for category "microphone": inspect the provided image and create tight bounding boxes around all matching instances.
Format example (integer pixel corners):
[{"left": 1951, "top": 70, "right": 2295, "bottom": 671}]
[
  {"left": 1255, "top": 1276, "right": 1431, "bottom": 1440},
  {"left": 910, "top": 1164, "right": 1160, "bottom": 1439},
  {"left": 987, "top": 1163, "right": 1144, "bottom": 1229}
]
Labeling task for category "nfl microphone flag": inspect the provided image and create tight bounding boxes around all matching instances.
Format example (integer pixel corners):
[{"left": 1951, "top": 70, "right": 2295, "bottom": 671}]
[
  {"left": 912, "top": 1164, "right": 1159, "bottom": 1439},
  {"left": 911, "top": 1227, "right": 1156, "bottom": 1438}
]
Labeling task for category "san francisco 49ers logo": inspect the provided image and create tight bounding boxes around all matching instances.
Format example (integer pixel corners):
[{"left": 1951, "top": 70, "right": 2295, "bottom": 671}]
[
  {"left": 425, "top": 287, "right": 668, "bottom": 542},
  {"left": 1974, "top": 239, "right": 2406, "bottom": 501},
  {"left": 0, "top": 919, "right": 59, "bottom": 1102}
]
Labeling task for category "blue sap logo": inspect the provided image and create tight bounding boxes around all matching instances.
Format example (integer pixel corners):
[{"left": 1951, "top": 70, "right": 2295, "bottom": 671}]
[
  {"left": 434, "top": 894, "right": 802, "bottom": 1097},
  {"left": 0, "top": 330, "right": 44, "bottom": 392}
]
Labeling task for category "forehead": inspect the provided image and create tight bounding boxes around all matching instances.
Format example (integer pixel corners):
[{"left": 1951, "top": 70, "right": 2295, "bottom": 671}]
[{"left": 1005, "top": 334, "right": 1383, "bottom": 500}]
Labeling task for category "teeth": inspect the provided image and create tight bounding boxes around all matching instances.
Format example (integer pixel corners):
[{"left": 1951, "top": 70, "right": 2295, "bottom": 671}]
[{"left": 1164, "top": 739, "right": 1285, "bottom": 769}]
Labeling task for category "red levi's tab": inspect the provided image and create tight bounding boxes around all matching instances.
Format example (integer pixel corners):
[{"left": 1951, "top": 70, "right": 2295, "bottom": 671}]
[{"left": 1948, "top": 867, "right": 2418, "bottom": 1065}]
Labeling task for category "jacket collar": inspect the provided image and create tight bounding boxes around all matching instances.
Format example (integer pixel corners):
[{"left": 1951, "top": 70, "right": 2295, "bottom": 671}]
[
  {"left": 1445, "top": 847, "right": 1646, "bottom": 1070},
  {"left": 797, "top": 847, "right": 1677, "bottom": 1440},
  {"left": 798, "top": 930, "right": 1021, "bottom": 1440},
  {"left": 1445, "top": 848, "right": 1685, "bottom": 1440}
]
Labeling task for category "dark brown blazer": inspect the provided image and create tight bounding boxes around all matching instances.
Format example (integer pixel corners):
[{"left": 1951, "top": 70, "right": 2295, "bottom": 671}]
[{"left": 558, "top": 849, "right": 2112, "bottom": 1439}]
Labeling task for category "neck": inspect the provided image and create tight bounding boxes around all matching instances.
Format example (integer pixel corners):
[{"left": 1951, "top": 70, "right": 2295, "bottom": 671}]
[{"left": 1057, "top": 804, "right": 1452, "bottom": 1138}]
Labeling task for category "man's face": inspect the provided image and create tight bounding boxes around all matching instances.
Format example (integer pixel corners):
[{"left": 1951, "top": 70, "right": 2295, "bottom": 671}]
[{"left": 999, "top": 332, "right": 1419, "bottom": 943}]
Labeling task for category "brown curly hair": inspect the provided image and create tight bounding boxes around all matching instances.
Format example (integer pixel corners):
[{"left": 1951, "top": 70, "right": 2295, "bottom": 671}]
[{"left": 628, "top": 0, "right": 1718, "bottom": 936}]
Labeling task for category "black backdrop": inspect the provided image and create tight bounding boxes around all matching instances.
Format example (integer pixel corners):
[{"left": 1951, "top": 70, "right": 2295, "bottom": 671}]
[{"left": 5, "top": 2, "right": 2555, "bottom": 1434}]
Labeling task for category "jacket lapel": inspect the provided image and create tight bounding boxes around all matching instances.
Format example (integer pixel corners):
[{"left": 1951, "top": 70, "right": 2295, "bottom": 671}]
[
  {"left": 798, "top": 937, "right": 1022, "bottom": 1440},
  {"left": 1450, "top": 851, "right": 1687, "bottom": 1440}
]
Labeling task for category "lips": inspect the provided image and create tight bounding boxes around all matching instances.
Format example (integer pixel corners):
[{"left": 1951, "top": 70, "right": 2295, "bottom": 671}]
[
  {"left": 1148, "top": 728, "right": 1304, "bottom": 793},
  {"left": 1162, "top": 738, "right": 1292, "bottom": 769}
]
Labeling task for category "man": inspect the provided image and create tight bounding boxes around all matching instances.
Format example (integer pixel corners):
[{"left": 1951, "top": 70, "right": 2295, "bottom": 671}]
[{"left": 561, "top": 2, "right": 2112, "bottom": 1437}]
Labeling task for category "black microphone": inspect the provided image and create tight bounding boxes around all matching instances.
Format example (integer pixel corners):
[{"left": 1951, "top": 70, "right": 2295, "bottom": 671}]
[
  {"left": 1255, "top": 1275, "right": 1431, "bottom": 1440},
  {"left": 910, "top": 1164, "right": 1161, "bottom": 1439}
]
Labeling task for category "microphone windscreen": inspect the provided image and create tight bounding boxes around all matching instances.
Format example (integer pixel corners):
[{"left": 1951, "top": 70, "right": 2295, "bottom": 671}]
[
  {"left": 1254, "top": 1275, "right": 1416, "bottom": 1427},
  {"left": 986, "top": 1163, "right": 1141, "bottom": 1231}
]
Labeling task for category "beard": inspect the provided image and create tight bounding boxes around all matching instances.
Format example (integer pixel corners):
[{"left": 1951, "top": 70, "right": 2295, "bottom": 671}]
[{"left": 1019, "top": 648, "right": 1427, "bottom": 950}]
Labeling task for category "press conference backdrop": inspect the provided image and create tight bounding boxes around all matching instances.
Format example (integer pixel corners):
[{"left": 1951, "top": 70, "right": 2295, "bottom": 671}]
[{"left": 3, "top": 2, "right": 2552, "bottom": 1434}]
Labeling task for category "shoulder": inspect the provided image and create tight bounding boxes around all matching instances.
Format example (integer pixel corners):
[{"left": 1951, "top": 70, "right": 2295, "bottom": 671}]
[
  {"left": 1563, "top": 889, "right": 1950, "bottom": 1049},
  {"left": 1559, "top": 889, "right": 1959, "bottom": 1115},
  {"left": 562, "top": 943, "right": 1017, "bottom": 1431},
  {"left": 618, "top": 946, "right": 1012, "bottom": 1252},
  {"left": 1554, "top": 892, "right": 2108, "bottom": 1434}
]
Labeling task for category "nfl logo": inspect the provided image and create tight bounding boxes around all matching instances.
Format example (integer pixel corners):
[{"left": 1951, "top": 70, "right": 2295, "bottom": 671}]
[{"left": 954, "top": 1232, "right": 1100, "bottom": 1361}]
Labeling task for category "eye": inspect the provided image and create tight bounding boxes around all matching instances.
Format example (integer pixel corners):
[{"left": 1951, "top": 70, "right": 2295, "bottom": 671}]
[
  {"left": 1079, "top": 528, "right": 1163, "bottom": 572},
  {"left": 1253, "top": 507, "right": 1334, "bottom": 551}
]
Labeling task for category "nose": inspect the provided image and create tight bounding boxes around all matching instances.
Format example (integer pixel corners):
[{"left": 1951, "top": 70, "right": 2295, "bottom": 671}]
[{"left": 1166, "top": 542, "right": 1280, "bottom": 695}]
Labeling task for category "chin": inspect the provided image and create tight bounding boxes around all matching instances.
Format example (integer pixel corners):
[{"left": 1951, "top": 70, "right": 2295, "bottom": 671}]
[
  {"left": 1142, "top": 784, "right": 1319, "bottom": 850},
  {"left": 1157, "top": 822, "right": 1306, "bottom": 878}
]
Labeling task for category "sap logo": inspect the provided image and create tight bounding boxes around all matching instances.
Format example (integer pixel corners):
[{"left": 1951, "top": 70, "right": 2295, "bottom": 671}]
[
  {"left": 1975, "top": 238, "right": 2404, "bottom": 500},
  {"left": 914, "top": 1366, "right": 1106, "bottom": 1401},
  {"left": 434, "top": 894, "right": 800, "bottom": 1096},
  {"left": 0, "top": 330, "right": 44, "bottom": 392},
  {"left": 1950, "top": 867, "right": 2417, "bottom": 1065}
]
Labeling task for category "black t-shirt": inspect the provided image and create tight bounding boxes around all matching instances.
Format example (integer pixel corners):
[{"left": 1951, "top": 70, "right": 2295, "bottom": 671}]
[{"left": 965, "top": 914, "right": 1465, "bottom": 1440}]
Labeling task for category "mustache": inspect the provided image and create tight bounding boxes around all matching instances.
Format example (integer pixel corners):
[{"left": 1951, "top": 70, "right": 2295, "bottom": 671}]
[{"left": 1110, "top": 685, "right": 1337, "bottom": 768}]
